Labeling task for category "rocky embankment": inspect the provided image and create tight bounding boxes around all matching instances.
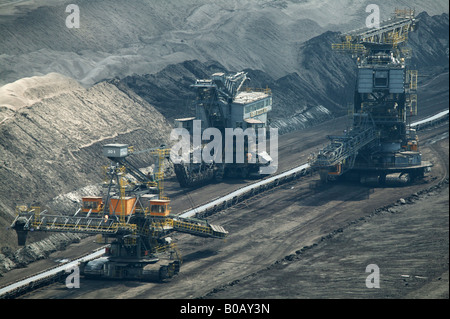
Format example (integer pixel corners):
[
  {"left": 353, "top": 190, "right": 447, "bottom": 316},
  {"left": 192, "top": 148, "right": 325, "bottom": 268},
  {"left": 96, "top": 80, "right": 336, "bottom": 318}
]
[
  {"left": 0, "top": 73, "right": 172, "bottom": 250},
  {"left": 0, "top": 233, "right": 83, "bottom": 276}
]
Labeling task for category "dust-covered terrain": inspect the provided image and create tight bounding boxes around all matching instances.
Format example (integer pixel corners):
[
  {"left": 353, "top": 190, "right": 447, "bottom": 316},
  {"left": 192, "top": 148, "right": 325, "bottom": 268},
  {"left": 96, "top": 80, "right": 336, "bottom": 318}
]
[
  {"left": 1, "top": 0, "right": 448, "bottom": 86},
  {"left": 4, "top": 122, "right": 447, "bottom": 301},
  {"left": 0, "top": 0, "right": 448, "bottom": 300}
]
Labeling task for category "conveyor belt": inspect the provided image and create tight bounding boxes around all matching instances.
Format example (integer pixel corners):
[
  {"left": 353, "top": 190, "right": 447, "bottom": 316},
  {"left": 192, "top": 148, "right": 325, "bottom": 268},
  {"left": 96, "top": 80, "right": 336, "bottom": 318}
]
[
  {"left": 1, "top": 110, "right": 448, "bottom": 299},
  {"left": 178, "top": 162, "right": 311, "bottom": 219},
  {"left": 0, "top": 248, "right": 106, "bottom": 298}
]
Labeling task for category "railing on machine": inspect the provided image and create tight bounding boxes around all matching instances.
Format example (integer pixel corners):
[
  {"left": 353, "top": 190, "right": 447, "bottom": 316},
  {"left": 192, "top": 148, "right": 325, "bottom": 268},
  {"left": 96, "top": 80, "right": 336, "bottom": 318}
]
[
  {"left": 14, "top": 206, "right": 137, "bottom": 235},
  {"left": 311, "top": 128, "right": 378, "bottom": 168}
]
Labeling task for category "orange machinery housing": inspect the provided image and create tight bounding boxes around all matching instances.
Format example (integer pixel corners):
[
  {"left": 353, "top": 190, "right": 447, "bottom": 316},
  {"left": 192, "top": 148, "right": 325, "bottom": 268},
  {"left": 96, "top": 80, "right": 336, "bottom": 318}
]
[
  {"left": 82, "top": 196, "right": 171, "bottom": 217},
  {"left": 82, "top": 196, "right": 136, "bottom": 216},
  {"left": 109, "top": 196, "right": 137, "bottom": 216}
]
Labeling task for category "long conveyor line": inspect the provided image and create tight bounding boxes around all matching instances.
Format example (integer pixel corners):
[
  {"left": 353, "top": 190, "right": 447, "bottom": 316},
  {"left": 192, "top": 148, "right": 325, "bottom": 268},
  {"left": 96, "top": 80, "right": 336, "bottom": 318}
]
[
  {"left": 0, "top": 247, "right": 106, "bottom": 298},
  {"left": 1, "top": 110, "right": 448, "bottom": 299}
]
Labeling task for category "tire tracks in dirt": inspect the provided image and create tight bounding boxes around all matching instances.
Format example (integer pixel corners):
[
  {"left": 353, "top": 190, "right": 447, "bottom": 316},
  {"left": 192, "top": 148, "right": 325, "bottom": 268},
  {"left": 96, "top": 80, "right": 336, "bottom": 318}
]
[{"left": 199, "top": 136, "right": 449, "bottom": 299}]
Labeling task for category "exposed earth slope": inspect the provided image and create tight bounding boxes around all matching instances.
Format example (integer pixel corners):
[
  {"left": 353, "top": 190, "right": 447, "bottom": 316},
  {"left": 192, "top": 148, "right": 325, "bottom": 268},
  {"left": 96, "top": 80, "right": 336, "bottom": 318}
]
[{"left": 0, "top": 73, "right": 171, "bottom": 249}]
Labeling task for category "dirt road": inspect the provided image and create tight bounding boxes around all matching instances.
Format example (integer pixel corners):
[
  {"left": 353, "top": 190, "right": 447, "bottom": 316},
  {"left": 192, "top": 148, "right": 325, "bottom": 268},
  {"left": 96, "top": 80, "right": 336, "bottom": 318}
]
[{"left": 206, "top": 140, "right": 449, "bottom": 299}]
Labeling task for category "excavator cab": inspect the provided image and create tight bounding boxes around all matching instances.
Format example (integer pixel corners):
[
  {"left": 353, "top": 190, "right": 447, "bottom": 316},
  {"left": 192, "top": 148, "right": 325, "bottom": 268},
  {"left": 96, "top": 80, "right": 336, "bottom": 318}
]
[
  {"left": 82, "top": 196, "right": 104, "bottom": 214},
  {"left": 149, "top": 199, "right": 171, "bottom": 217}
]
